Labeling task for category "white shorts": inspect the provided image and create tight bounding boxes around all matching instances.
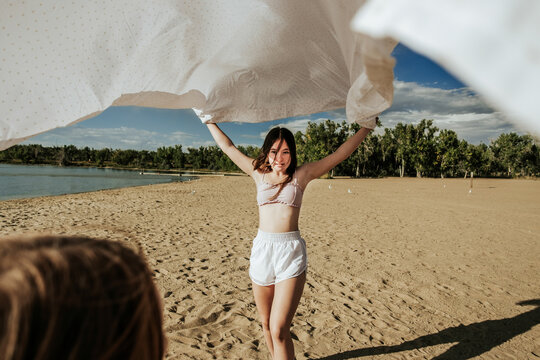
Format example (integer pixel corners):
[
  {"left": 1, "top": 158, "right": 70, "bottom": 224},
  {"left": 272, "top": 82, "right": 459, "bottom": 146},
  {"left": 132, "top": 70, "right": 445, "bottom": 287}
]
[{"left": 249, "top": 229, "right": 308, "bottom": 286}]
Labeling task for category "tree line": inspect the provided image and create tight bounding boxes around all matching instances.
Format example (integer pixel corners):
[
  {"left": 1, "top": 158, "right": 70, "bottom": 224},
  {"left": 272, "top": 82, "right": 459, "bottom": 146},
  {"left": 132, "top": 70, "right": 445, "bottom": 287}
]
[{"left": 1, "top": 120, "right": 538, "bottom": 178}]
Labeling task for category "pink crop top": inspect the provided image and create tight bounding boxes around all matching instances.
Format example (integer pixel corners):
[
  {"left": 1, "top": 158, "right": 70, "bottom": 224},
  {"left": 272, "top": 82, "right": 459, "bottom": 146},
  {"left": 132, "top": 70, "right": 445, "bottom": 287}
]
[{"left": 257, "top": 173, "right": 303, "bottom": 208}]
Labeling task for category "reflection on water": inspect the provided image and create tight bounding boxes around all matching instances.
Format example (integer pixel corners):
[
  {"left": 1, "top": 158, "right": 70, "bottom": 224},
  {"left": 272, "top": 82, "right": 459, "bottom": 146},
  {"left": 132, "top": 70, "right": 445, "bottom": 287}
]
[{"left": 0, "top": 164, "right": 194, "bottom": 201}]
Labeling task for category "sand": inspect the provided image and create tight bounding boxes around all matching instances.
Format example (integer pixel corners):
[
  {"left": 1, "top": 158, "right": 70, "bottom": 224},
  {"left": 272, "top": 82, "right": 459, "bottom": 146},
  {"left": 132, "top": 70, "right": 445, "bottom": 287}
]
[{"left": 1, "top": 176, "right": 539, "bottom": 359}]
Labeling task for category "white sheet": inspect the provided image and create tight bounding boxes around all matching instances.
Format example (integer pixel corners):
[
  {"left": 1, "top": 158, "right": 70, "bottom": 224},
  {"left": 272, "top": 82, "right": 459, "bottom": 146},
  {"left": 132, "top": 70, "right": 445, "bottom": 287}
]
[
  {"left": 2, "top": 0, "right": 538, "bottom": 151},
  {"left": 0, "top": 0, "right": 395, "bottom": 150},
  {"left": 352, "top": 0, "right": 540, "bottom": 134}
]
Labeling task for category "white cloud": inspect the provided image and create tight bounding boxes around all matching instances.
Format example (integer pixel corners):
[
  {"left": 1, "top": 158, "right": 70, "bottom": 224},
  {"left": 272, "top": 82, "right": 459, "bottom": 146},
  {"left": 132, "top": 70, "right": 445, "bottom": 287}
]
[
  {"left": 24, "top": 126, "right": 194, "bottom": 150},
  {"left": 186, "top": 140, "right": 216, "bottom": 148},
  {"left": 253, "top": 81, "right": 522, "bottom": 145},
  {"left": 324, "top": 109, "right": 347, "bottom": 122},
  {"left": 391, "top": 81, "right": 493, "bottom": 114},
  {"left": 379, "top": 81, "right": 523, "bottom": 144}
]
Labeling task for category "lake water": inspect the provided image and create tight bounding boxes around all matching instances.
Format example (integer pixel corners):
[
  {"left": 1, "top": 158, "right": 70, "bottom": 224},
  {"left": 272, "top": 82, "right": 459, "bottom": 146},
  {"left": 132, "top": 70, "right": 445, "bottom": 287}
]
[{"left": 0, "top": 164, "right": 194, "bottom": 201}]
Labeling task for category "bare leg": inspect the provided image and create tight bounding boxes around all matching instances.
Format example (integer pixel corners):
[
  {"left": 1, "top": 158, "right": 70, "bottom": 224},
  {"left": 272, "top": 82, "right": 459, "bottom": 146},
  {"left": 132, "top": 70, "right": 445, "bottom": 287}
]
[
  {"left": 270, "top": 272, "right": 306, "bottom": 360},
  {"left": 252, "top": 282, "right": 275, "bottom": 358}
]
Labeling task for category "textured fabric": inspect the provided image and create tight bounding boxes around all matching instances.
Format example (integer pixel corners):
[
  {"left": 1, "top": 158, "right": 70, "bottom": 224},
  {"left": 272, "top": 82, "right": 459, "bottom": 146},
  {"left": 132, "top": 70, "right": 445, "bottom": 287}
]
[
  {"left": 257, "top": 175, "right": 303, "bottom": 208},
  {"left": 353, "top": 0, "right": 540, "bottom": 134},
  {"left": 0, "top": 0, "right": 395, "bottom": 150},
  {"left": 249, "top": 230, "right": 307, "bottom": 286},
  {"left": 2, "top": 1, "right": 538, "bottom": 150}
]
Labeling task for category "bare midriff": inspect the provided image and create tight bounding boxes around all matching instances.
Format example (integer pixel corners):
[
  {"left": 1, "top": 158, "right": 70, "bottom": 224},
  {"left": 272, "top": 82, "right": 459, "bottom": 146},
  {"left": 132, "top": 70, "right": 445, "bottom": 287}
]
[{"left": 258, "top": 203, "right": 300, "bottom": 233}]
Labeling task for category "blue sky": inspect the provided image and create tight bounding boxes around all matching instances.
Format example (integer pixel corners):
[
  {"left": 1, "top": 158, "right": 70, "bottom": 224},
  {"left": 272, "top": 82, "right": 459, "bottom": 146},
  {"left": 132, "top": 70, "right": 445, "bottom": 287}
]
[{"left": 25, "top": 44, "right": 521, "bottom": 150}]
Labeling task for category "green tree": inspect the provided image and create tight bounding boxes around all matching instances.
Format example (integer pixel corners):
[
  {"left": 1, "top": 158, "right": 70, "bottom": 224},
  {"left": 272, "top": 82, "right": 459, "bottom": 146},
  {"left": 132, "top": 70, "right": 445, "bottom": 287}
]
[
  {"left": 95, "top": 148, "right": 112, "bottom": 167},
  {"left": 112, "top": 149, "right": 138, "bottom": 166},
  {"left": 80, "top": 146, "right": 93, "bottom": 162},
  {"left": 136, "top": 150, "right": 153, "bottom": 169},
  {"left": 436, "top": 129, "right": 461, "bottom": 177},
  {"left": 490, "top": 133, "right": 537, "bottom": 177},
  {"left": 393, "top": 123, "right": 415, "bottom": 177},
  {"left": 411, "top": 119, "right": 438, "bottom": 177},
  {"left": 172, "top": 145, "right": 185, "bottom": 169},
  {"left": 294, "top": 131, "right": 307, "bottom": 166},
  {"left": 474, "top": 143, "right": 495, "bottom": 177},
  {"left": 465, "top": 143, "right": 491, "bottom": 177},
  {"left": 379, "top": 128, "right": 397, "bottom": 176},
  {"left": 347, "top": 122, "right": 379, "bottom": 177},
  {"left": 300, "top": 120, "right": 347, "bottom": 177},
  {"left": 516, "top": 135, "right": 539, "bottom": 176},
  {"left": 155, "top": 146, "right": 174, "bottom": 169},
  {"left": 186, "top": 147, "right": 207, "bottom": 170}
]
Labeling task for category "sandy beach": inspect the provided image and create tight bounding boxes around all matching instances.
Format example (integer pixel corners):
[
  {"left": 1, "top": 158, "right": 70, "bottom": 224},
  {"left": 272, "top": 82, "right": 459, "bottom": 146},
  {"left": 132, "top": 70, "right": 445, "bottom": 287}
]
[{"left": 1, "top": 176, "right": 539, "bottom": 359}]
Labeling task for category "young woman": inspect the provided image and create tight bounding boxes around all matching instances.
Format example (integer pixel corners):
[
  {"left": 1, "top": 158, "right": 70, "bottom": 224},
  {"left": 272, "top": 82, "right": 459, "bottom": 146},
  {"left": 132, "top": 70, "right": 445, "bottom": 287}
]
[{"left": 207, "top": 122, "right": 373, "bottom": 359}]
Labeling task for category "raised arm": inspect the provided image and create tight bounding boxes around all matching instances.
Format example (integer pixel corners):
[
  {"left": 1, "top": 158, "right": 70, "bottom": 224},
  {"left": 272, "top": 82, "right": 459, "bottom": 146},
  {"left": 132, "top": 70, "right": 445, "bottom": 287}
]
[
  {"left": 300, "top": 127, "right": 372, "bottom": 181},
  {"left": 206, "top": 123, "right": 254, "bottom": 175}
]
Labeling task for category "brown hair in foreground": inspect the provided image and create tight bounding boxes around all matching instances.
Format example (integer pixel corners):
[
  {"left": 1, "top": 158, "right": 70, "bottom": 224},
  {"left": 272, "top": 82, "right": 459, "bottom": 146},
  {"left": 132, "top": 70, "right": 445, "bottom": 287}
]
[{"left": 0, "top": 234, "right": 165, "bottom": 360}]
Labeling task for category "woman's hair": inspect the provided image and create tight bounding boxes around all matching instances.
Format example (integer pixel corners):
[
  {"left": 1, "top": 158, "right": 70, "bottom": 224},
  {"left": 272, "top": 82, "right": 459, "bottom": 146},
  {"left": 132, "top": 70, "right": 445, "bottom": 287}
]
[
  {"left": 0, "top": 235, "right": 165, "bottom": 360},
  {"left": 253, "top": 127, "right": 297, "bottom": 200}
]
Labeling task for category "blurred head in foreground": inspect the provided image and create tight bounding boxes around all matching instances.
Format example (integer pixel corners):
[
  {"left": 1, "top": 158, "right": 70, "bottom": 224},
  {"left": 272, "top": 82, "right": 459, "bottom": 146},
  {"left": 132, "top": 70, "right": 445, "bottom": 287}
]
[{"left": 0, "top": 235, "right": 165, "bottom": 360}]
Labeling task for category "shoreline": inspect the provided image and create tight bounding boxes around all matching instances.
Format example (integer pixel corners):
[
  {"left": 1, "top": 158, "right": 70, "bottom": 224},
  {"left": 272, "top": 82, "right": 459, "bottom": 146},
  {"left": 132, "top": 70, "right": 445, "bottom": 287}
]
[
  {"left": 1, "top": 165, "right": 536, "bottom": 203},
  {"left": 1, "top": 177, "right": 539, "bottom": 359},
  {"left": 0, "top": 161, "right": 246, "bottom": 176},
  {"left": 3, "top": 161, "right": 537, "bottom": 180}
]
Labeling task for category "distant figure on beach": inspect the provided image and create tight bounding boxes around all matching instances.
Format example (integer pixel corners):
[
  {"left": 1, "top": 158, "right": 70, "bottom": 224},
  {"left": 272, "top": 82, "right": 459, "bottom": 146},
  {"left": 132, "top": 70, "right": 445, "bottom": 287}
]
[
  {"left": 207, "top": 121, "right": 373, "bottom": 359},
  {"left": 0, "top": 235, "right": 165, "bottom": 360}
]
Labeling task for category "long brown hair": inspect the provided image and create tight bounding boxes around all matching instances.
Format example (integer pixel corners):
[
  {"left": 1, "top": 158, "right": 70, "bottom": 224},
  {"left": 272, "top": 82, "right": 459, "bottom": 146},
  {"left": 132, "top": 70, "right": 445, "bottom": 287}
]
[
  {"left": 0, "top": 235, "right": 165, "bottom": 360},
  {"left": 253, "top": 127, "right": 297, "bottom": 200}
]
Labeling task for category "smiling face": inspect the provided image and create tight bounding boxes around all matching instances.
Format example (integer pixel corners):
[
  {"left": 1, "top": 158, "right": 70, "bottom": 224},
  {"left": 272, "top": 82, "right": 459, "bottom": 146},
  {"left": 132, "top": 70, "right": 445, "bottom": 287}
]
[
  {"left": 254, "top": 127, "right": 297, "bottom": 176},
  {"left": 267, "top": 138, "right": 291, "bottom": 172}
]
